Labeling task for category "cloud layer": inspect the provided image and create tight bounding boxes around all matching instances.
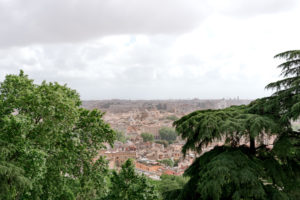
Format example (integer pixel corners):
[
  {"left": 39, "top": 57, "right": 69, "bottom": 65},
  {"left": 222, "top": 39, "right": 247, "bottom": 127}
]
[
  {"left": 0, "top": 0, "right": 206, "bottom": 47},
  {"left": 0, "top": 0, "right": 300, "bottom": 100}
]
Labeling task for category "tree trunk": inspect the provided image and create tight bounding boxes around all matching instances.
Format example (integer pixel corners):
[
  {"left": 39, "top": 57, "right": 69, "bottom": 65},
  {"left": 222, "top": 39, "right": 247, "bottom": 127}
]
[{"left": 250, "top": 137, "right": 255, "bottom": 154}]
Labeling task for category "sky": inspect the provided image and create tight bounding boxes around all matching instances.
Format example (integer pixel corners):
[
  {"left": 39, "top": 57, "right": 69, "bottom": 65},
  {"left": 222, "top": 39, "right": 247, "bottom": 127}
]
[{"left": 1, "top": 0, "right": 300, "bottom": 100}]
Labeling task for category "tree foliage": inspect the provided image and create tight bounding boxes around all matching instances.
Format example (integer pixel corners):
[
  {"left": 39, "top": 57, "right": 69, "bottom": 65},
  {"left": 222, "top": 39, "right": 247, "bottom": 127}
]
[
  {"left": 141, "top": 132, "right": 154, "bottom": 142},
  {"left": 0, "top": 71, "right": 115, "bottom": 199},
  {"left": 158, "top": 159, "right": 174, "bottom": 167},
  {"left": 158, "top": 174, "right": 188, "bottom": 199},
  {"left": 115, "top": 130, "right": 127, "bottom": 143},
  {"left": 174, "top": 105, "right": 278, "bottom": 155},
  {"left": 159, "top": 127, "right": 177, "bottom": 143},
  {"left": 166, "top": 115, "right": 179, "bottom": 121},
  {"left": 170, "top": 51, "right": 300, "bottom": 200},
  {"left": 155, "top": 140, "right": 169, "bottom": 147},
  {"left": 265, "top": 50, "right": 300, "bottom": 119},
  {"left": 169, "top": 146, "right": 294, "bottom": 200},
  {"left": 107, "top": 159, "right": 160, "bottom": 200}
]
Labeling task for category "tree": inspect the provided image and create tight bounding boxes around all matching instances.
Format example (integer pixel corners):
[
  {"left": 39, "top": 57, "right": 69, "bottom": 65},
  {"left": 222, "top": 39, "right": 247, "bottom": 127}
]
[
  {"left": 174, "top": 105, "right": 278, "bottom": 155},
  {"left": 166, "top": 115, "right": 179, "bottom": 121},
  {"left": 107, "top": 159, "right": 160, "bottom": 200},
  {"left": 176, "top": 146, "right": 293, "bottom": 200},
  {"left": 0, "top": 71, "right": 115, "bottom": 199},
  {"left": 155, "top": 140, "right": 169, "bottom": 147},
  {"left": 265, "top": 50, "right": 300, "bottom": 120},
  {"left": 158, "top": 174, "right": 188, "bottom": 200},
  {"left": 141, "top": 132, "right": 154, "bottom": 142},
  {"left": 170, "top": 51, "right": 300, "bottom": 200},
  {"left": 159, "top": 127, "right": 177, "bottom": 143},
  {"left": 156, "top": 103, "right": 167, "bottom": 110},
  {"left": 158, "top": 159, "right": 174, "bottom": 167},
  {"left": 116, "top": 130, "right": 127, "bottom": 143}
]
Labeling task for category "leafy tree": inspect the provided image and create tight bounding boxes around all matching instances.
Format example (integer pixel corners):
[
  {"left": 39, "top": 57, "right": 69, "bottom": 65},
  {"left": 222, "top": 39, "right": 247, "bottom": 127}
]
[
  {"left": 178, "top": 146, "right": 292, "bottom": 200},
  {"left": 166, "top": 115, "right": 179, "bottom": 121},
  {"left": 158, "top": 159, "right": 174, "bottom": 167},
  {"left": 170, "top": 51, "right": 300, "bottom": 200},
  {"left": 173, "top": 159, "right": 180, "bottom": 167},
  {"left": 174, "top": 105, "right": 278, "bottom": 155},
  {"left": 107, "top": 159, "right": 160, "bottom": 200},
  {"left": 156, "top": 103, "right": 167, "bottom": 110},
  {"left": 0, "top": 71, "right": 115, "bottom": 199},
  {"left": 159, "top": 127, "right": 177, "bottom": 143},
  {"left": 265, "top": 50, "right": 300, "bottom": 120},
  {"left": 155, "top": 140, "right": 169, "bottom": 147},
  {"left": 116, "top": 130, "right": 127, "bottom": 143},
  {"left": 158, "top": 174, "right": 188, "bottom": 200},
  {"left": 141, "top": 132, "right": 154, "bottom": 142},
  {"left": 249, "top": 50, "right": 300, "bottom": 198}
]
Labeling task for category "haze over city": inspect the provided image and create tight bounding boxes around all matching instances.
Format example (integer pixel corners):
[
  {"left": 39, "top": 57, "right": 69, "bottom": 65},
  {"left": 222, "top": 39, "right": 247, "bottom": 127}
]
[{"left": 1, "top": 0, "right": 300, "bottom": 99}]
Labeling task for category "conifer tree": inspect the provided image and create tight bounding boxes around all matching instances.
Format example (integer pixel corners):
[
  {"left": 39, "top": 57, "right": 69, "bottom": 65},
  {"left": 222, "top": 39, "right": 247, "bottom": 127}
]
[
  {"left": 173, "top": 105, "right": 278, "bottom": 155},
  {"left": 170, "top": 50, "right": 300, "bottom": 200}
]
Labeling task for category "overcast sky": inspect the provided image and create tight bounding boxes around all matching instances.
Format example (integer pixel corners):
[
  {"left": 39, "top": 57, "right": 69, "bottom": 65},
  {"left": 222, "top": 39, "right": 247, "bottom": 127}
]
[{"left": 1, "top": 0, "right": 300, "bottom": 100}]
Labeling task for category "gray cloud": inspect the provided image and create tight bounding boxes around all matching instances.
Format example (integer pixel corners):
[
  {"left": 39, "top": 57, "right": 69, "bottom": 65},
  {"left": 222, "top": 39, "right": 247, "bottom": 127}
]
[
  {"left": 0, "top": 0, "right": 205, "bottom": 47},
  {"left": 0, "top": 0, "right": 296, "bottom": 48},
  {"left": 0, "top": 0, "right": 299, "bottom": 100}
]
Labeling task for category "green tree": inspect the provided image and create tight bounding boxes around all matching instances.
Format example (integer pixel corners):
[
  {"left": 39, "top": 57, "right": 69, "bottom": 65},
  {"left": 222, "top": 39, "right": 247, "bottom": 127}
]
[
  {"left": 141, "top": 132, "right": 154, "bottom": 142},
  {"left": 158, "top": 174, "right": 188, "bottom": 200},
  {"left": 170, "top": 51, "right": 300, "bottom": 200},
  {"left": 158, "top": 159, "right": 174, "bottom": 167},
  {"left": 166, "top": 115, "right": 179, "bottom": 121},
  {"left": 116, "top": 130, "right": 127, "bottom": 143},
  {"left": 159, "top": 127, "right": 177, "bottom": 143},
  {"left": 155, "top": 140, "right": 169, "bottom": 147},
  {"left": 265, "top": 50, "right": 300, "bottom": 120},
  {"left": 0, "top": 71, "right": 115, "bottom": 199},
  {"left": 107, "top": 159, "right": 160, "bottom": 200},
  {"left": 174, "top": 105, "right": 278, "bottom": 155}
]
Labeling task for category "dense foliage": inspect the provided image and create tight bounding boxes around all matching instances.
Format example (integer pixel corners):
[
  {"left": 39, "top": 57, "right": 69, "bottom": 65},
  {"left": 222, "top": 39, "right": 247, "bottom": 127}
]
[
  {"left": 158, "top": 174, "right": 188, "bottom": 199},
  {"left": 0, "top": 71, "right": 161, "bottom": 200},
  {"left": 157, "top": 159, "right": 174, "bottom": 167},
  {"left": 155, "top": 140, "right": 169, "bottom": 147},
  {"left": 115, "top": 130, "right": 127, "bottom": 143},
  {"left": 141, "top": 132, "right": 154, "bottom": 142},
  {"left": 174, "top": 105, "right": 278, "bottom": 155},
  {"left": 166, "top": 115, "right": 179, "bottom": 121},
  {"left": 0, "top": 71, "right": 116, "bottom": 199},
  {"left": 107, "top": 159, "right": 160, "bottom": 200},
  {"left": 159, "top": 127, "right": 177, "bottom": 143},
  {"left": 170, "top": 50, "right": 300, "bottom": 200}
]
